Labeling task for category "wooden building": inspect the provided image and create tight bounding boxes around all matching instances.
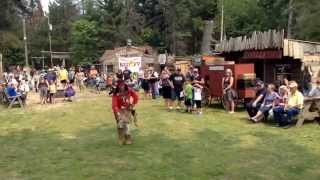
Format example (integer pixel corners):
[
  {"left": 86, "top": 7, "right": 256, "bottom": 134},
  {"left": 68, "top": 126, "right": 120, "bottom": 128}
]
[
  {"left": 99, "top": 46, "right": 158, "bottom": 73},
  {"left": 215, "top": 30, "right": 320, "bottom": 86}
]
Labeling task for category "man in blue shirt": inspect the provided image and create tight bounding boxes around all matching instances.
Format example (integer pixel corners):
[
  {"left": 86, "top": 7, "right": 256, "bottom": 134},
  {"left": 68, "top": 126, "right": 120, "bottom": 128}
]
[{"left": 246, "top": 80, "right": 267, "bottom": 117}]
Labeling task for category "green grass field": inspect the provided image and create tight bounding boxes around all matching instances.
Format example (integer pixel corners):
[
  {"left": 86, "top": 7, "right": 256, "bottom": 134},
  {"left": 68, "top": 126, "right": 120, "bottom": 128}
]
[{"left": 0, "top": 94, "right": 320, "bottom": 180}]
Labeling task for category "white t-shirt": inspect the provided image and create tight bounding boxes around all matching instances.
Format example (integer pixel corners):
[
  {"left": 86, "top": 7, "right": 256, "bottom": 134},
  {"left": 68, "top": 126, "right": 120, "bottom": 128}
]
[{"left": 194, "top": 87, "right": 202, "bottom": 101}]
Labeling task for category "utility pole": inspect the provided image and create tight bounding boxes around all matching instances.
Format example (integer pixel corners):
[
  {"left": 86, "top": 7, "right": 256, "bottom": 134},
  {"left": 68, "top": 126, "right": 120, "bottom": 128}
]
[
  {"left": 0, "top": 53, "right": 3, "bottom": 81},
  {"left": 220, "top": 0, "right": 224, "bottom": 42},
  {"left": 47, "top": 14, "right": 53, "bottom": 67},
  {"left": 287, "top": 0, "right": 294, "bottom": 39},
  {"left": 22, "top": 17, "right": 29, "bottom": 67}
]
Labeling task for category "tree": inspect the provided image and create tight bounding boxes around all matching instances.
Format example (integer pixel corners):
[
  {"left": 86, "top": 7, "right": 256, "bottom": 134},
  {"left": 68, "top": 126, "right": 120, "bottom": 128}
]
[
  {"left": 294, "top": 0, "right": 320, "bottom": 41},
  {"left": 71, "top": 19, "right": 99, "bottom": 64},
  {"left": 49, "top": 0, "right": 79, "bottom": 52}
]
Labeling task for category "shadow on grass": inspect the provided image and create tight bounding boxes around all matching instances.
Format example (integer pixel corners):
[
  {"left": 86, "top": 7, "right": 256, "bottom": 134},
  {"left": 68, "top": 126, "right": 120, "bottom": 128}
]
[{"left": 0, "top": 126, "right": 320, "bottom": 180}]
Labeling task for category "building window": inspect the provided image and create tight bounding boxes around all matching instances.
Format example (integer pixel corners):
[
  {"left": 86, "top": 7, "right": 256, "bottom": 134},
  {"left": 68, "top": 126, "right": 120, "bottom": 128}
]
[{"left": 107, "top": 65, "right": 114, "bottom": 73}]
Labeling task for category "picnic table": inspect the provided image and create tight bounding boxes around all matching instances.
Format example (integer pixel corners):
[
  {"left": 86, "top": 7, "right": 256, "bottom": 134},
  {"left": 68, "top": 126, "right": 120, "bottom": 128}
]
[{"left": 296, "top": 96, "right": 320, "bottom": 127}]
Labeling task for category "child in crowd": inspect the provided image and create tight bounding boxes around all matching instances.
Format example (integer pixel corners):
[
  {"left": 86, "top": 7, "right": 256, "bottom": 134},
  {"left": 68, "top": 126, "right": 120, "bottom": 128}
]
[
  {"left": 184, "top": 80, "right": 193, "bottom": 113},
  {"left": 49, "top": 80, "right": 57, "bottom": 104},
  {"left": 193, "top": 84, "right": 203, "bottom": 115},
  {"left": 65, "top": 83, "right": 75, "bottom": 102},
  {"left": 274, "top": 85, "right": 289, "bottom": 108}
]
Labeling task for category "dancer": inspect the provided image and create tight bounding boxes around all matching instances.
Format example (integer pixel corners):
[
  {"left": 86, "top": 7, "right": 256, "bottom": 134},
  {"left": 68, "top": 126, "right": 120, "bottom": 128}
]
[{"left": 112, "top": 80, "right": 139, "bottom": 145}]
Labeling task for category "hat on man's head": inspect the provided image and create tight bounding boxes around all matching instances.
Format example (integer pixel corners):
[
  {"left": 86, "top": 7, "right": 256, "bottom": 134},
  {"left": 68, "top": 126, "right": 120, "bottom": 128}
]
[
  {"left": 288, "top": 81, "right": 298, "bottom": 88},
  {"left": 255, "top": 80, "right": 264, "bottom": 87}
]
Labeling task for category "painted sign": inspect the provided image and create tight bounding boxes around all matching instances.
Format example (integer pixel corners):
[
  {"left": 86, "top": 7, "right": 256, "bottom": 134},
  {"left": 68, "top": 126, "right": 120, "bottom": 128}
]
[
  {"left": 118, "top": 57, "right": 142, "bottom": 73},
  {"left": 209, "top": 66, "right": 224, "bottom": 71}
]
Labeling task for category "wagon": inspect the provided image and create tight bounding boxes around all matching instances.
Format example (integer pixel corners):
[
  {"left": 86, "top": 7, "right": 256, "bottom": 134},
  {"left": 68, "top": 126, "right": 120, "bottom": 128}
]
[{"left": 200, "top": 61, "right": 256, "bottom": 106}]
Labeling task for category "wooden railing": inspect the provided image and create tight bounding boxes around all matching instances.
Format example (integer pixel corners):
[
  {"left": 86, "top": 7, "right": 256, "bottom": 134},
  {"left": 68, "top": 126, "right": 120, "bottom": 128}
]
[{"left": 215, "top": 29, "right": 285, "bottom": 53}]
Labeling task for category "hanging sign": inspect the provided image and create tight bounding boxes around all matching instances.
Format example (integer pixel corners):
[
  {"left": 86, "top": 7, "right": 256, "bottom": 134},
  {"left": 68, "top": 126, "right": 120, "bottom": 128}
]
[{"left": 118, "top": 57, "right": 142, "bottom": 73}]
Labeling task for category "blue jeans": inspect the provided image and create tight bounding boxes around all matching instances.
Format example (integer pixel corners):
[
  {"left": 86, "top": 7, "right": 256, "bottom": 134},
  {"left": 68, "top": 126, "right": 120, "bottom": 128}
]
[
  {"left": 246, "top": 102, "right": 262, "bottom": 117},
  {"left": 273, "top": 107, "right": 300, "bottom": 126}
]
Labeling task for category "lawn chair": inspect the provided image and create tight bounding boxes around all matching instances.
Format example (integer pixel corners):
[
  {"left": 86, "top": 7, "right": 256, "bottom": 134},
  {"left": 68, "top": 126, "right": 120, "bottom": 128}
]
[{"left": 3, "top": 90, "right": 24, "bottom": 108}]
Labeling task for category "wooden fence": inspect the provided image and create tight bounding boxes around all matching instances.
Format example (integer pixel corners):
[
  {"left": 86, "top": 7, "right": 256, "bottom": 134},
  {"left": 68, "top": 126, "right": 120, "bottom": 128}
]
[{"left": 215, "top": 29, "right": 285, "bottom": 53}]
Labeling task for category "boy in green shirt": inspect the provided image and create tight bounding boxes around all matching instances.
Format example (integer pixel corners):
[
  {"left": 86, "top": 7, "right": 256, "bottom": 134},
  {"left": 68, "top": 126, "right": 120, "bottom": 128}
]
[{"left": 184, "top": 80, "right": 193, "bottom": 113}]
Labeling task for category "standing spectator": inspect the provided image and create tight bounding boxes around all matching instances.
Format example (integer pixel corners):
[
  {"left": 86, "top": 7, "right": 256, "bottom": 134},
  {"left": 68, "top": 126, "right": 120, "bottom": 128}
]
[
  {"left": 141, "top": 71, "right": 151, "bottom": 99},
  {"left": 48, "top": 80, "right": 57, "bottom": 104},
  {"left": 160, "top": 70, "right": 173, "bottom": 110},
  {"left": 273, "top": 81, "right": 304, "bottom": 128},
  {"left": 89, "top": 65, "right": 98, "bottom": 86},
  {"left": 138, "top": 68, "right": 144, "bottom": 88},
  {"left": 75, "top": 69, "right": 85, "bottom": 92},
  {"left": 38, "top": 78, "right": 49, "bottom": 105},
  {"left": 19, "top": 79, "right": 30, "bottom": 102},
  {"left": 149, "top": 67, "right": 159, "bottom": 99},
  {"left": 59, "top": 66, "right": 68, "bottom": 88},
  {"left": 222, "top": 69, "right": 236, "bottom": 114},
  {"left": 186, "top": 66, "right": 194, "bottom": 81},
  {"left": 191, "top": 68, "right": 204, "bottom": 85},
  {"left": 184, "top": 80, "right": 193, "bottom": 113},
  {"left": 106, "top": 73, "right": 114, "bottom": 91},
  {"left": 96, "top": 74, "right": 106, "bottom": 93},
  {"left": 32, "top": 71, "right": 40, "bottom": 92},
  {"left": 123, "top": 66, "right": 132, "bottom": 81},
  {"left": 116, "top": 69, "right": 123, "bottom": 81},
  {"left": 46, "top": 68, "right": 57, "bottom": 84},
  {"left": 250, "top": 84, "right": 278, "bottom": 122},
  {"left": 193, "top": 84, "right": 203, "bottom": 115},
  {"left": 170, "top": 68, "right": 185, "bottom": 110},
  {"left": 68, "top": 67, "right": 75, "bottom": 84},
  {"left": 246, "top": 80, "right": 267, "bottom": 117}
]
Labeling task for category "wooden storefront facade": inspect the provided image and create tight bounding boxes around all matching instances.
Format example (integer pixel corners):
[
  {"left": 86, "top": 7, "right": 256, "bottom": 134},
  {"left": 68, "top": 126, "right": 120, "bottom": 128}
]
[{"left": 215, "top": 30, "right": 320, "bottom": 86}]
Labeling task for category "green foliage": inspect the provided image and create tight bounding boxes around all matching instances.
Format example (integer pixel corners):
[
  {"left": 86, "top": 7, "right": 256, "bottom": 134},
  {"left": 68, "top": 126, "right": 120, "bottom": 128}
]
[
  {"left": 49, "top": 0, "right": 79, "bottom": 52},
  {"left": 295, "top": 0, "right": 320, "bottom": 41},
  {"left": 71, "top": 19, "right": 99, "bottom": 64}
]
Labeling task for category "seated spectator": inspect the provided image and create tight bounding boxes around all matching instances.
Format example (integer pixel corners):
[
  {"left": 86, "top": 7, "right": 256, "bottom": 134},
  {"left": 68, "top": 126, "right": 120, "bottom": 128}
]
[
  {"left": 250, "top": 84, "right": 278, "bottom": 122},
  {"left": 246, "top": 80, "right": 267, "bottom": 117},
  {"left": 273, "top": 81, "right": 304, "bottom": 128},
  {"left": 6, "top": 83, "right": 17, "bottom": 97},
  {"left": 274, "top": 85, "right": 289, "bottom": 108},
  {"left": 65, "top": 83, "right": 75, "bottom": 102},
  {"left": 308, "top": 79, "right": 320, "bottom": 97},
  {"left": 308, "top": 79, "right": 320, "bottom": 112}
]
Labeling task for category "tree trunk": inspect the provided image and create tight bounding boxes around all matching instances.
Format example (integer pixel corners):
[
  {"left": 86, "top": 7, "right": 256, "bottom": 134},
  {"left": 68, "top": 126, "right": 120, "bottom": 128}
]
[
  {"left": 287, "top": 0, "right": 294, "bottom": 39},
  {"left": 0, "top": 53, "right": 3, "bottom": 80},
  {"left": 201, "top": 20, "right": 214, "bottom": 55}
]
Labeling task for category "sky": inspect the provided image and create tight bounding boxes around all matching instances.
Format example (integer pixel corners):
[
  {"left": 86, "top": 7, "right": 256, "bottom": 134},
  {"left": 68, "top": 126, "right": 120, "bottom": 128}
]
[{"left": 41, "top": 0, "right": 50, "bottom": 12}]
